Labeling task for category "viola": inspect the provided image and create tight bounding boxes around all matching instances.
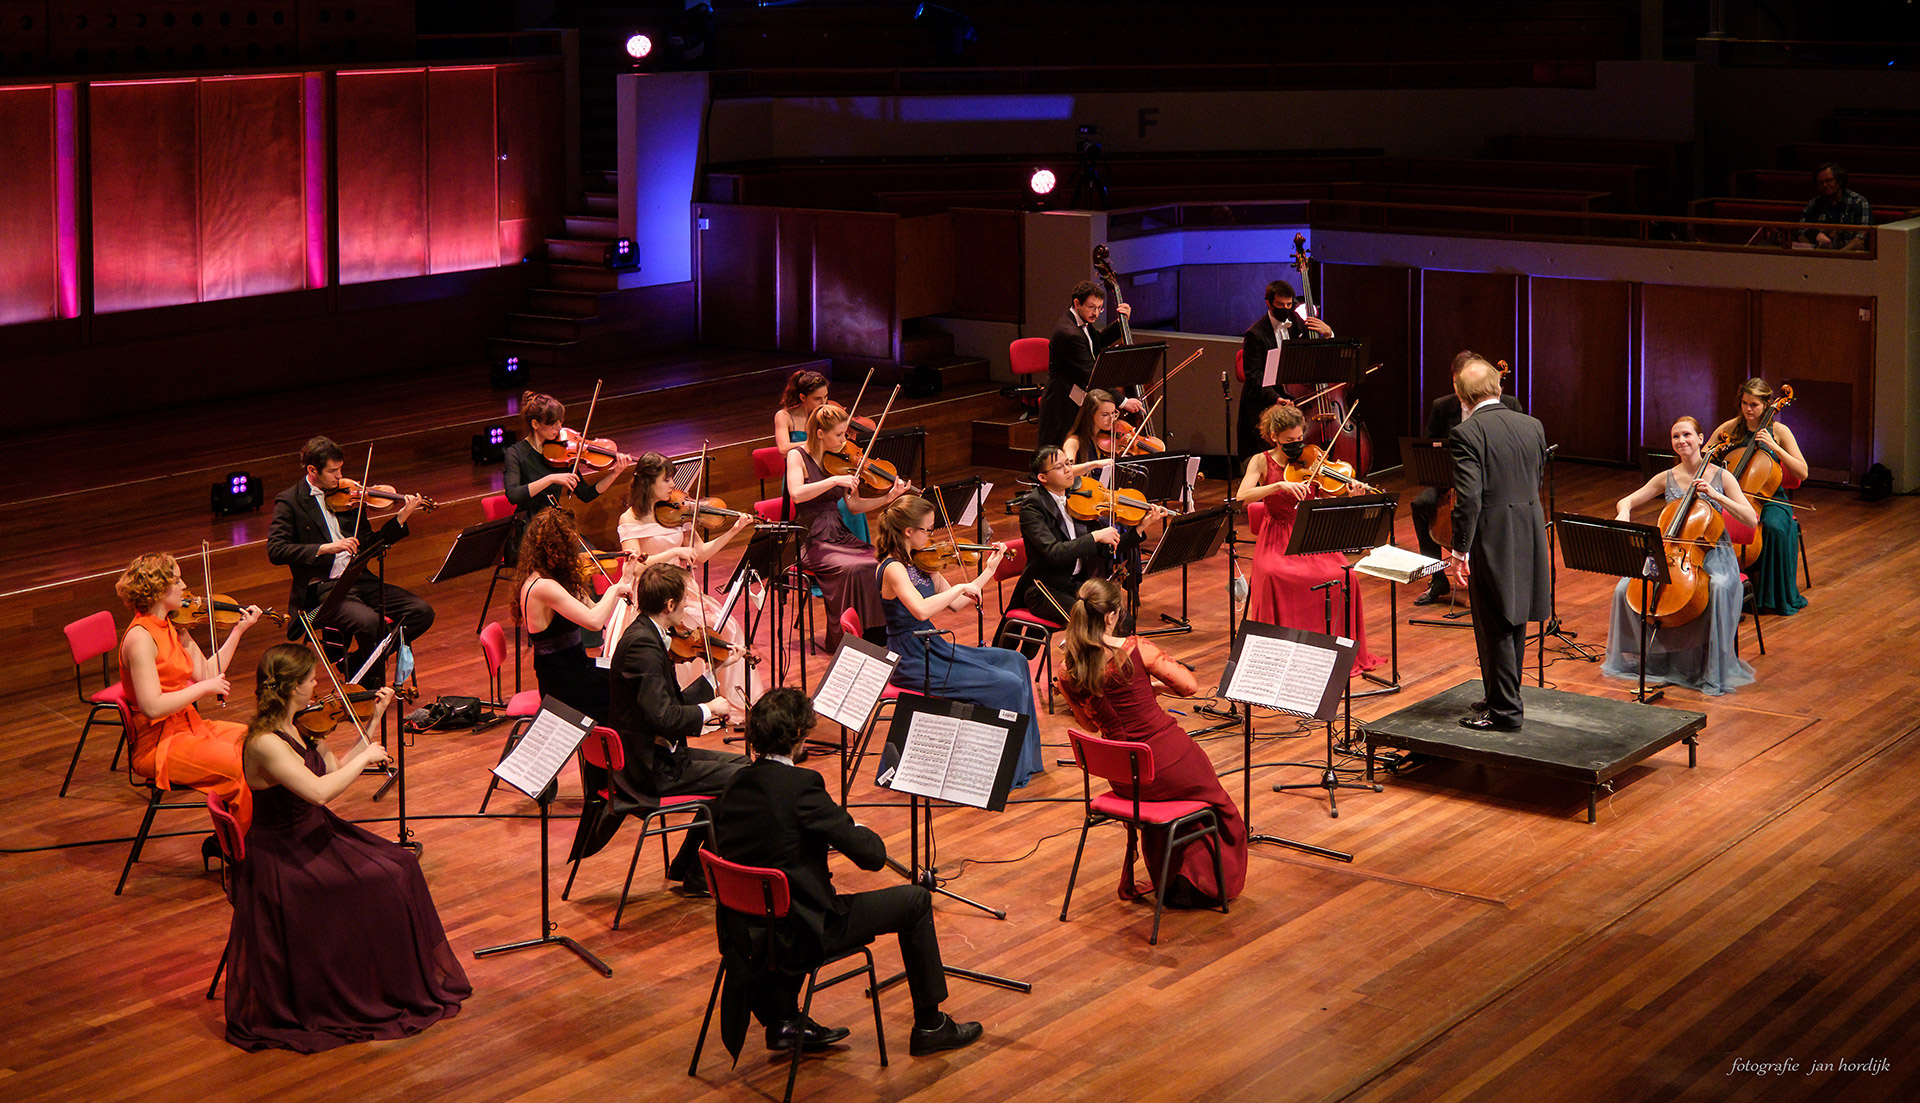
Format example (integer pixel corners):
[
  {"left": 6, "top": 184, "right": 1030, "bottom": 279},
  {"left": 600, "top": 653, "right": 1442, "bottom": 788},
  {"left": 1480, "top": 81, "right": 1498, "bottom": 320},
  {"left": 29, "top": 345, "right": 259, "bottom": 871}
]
[
  {"left": 171, "top": 592, "right": 285, "bottom": 630},
  {"left": 324, "top": 478, "right": 439, "bottom": 513},
  {"left": 1064, "top": 473, "right": 1161, "bottom": 528},
  {"left": 667, "top": 625, "right": 739, "bottom": 668},
  {"left": 1706, "top": 384, "right": 1794, "bottom": 568},
  {"left": 293, "top": 682, "right": 416, "bottom": 737},
  {"left": 652, "top": 489, "right": 754, "bottom": 537},
  {"left": 911, "top": 542, "right": 998, "bottom": 574},
  {"left": 1625, "top": 469, "right": 1724, "bottom": 629},
  {"left": 821, "top": 440, "right": 917, "bottom": 496},
  {"left": 540, "top": 427, "right": 623, "bottom": 471},
  {"left": 1282, "top": 445, "right": 1379, "bottom": 498}
]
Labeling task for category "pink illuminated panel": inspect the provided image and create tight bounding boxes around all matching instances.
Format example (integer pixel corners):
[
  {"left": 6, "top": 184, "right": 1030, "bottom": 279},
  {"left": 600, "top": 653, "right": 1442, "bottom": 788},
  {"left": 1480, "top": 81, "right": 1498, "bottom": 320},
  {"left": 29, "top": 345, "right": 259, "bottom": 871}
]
[
  {"left": 336, "top": 69, "right": 429, "bottom": 284},
  {"left": 90, "top": 80, "right": 201, "bottom": 314},
  {"left": 0, "top": 86, "right": 61, "bottom": 324},
  {"left": 199, "top": 75, "right": 306, "bottom": 302}
]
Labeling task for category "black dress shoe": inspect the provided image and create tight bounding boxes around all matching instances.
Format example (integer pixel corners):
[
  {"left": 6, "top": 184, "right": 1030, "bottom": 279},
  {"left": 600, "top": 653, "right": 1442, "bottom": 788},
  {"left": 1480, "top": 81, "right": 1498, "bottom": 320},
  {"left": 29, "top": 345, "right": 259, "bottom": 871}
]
[
  {"left": 1459, "top": 715, "right": 1520, "bottom": 732},
  {"left": 767, "top": 1016, "right": 851, "bottom": 1052},
  {"left": 909, "top": 1014, "right": 984, "bottom": 1056},
  {"left": 1413, "top": 587, "right": 1450, "bottom": 607}
]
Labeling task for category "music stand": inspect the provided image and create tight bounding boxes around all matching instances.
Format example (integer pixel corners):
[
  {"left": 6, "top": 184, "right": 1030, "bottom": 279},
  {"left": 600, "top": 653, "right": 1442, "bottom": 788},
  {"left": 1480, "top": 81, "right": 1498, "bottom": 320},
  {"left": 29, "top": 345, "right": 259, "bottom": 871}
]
[
  {"left": 865, "top": 426, "right": 927, "bottom": 494},
  {"left": 873, "top": 693, "right": 1032, "bottom": 993},
  {"left": 1134, "top": 502, "right": 1229, "bottom": 637},
  {"left": 729, "top": 522, "right": 802, "bottom": 685},
  {"left": 473, "top": 697, "right": 610, "bottom": 977},
  {"left": 1085, "top": 342, "right": 1169, "bottom": 432},
  {"left": 1400, "top": 437, "right": 1473, "bottom": 630},
  {"left": 1218, "top": 621, "right": 1357, "bottom": 859},
  {"left": 1268, "top": 339, "right": 1365, "bottom": 390},
  {"left": 930, "top": 477, "right": 992, "bottom": 642},
  {"left": 1556, "top": 513, "right": 1669, "bottom": 704},
  {"left": 434, "top": 513, "right": 524, "bottom": 685}
]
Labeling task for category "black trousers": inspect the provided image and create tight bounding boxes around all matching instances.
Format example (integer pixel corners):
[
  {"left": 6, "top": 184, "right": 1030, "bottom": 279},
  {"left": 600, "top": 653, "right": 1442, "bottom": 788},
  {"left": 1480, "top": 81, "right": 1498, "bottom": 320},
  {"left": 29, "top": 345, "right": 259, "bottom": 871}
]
[
  {"left": 1468, "top": 566, "right": 1528, "bottom": 727},
  {"left": 312, "top": 573, "right": 435, "bottom": 683},
  {"left": 660, "top": 747, "right": 750, "bottom": 883},
  {"left": 760, "top": 885, "right": 948, "bottom": 1023},
  {"left": 1036, "top": 380, "right": 1079, "bottom": 450},
  {"left": 1409, "top": 487, "right": 1450, "bottom": 593}
]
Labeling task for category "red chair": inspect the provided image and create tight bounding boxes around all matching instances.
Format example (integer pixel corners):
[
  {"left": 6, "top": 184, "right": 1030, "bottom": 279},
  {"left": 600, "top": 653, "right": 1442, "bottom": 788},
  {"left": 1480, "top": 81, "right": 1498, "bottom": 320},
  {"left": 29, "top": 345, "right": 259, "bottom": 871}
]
[
  {"left": 1247, "top": 499, "right": 1267, "bottom": 536},
  {"left": 1061, "top": 728, "right": 1227, "bottom": 945},
  {"left": 560, "top": 725, "right": 716, "bottom": 930},
  {"left": 475, "top": 493, "right": 520, "bottom": 631},
  {"left": 205, "top": 792, "right": 247, "bottom": 1000},
  {"left": 60, "top": 610, "right": 128, "bottom": 796},
  {"left": 114, "top": 693, "right": 213, "bottom": 896},
  {"left": 477, "top": 621, "right": 548, "bottom": 813},
  {"left": 1001, "top": 336, "right": 1049, "bottom": 420},
  {"left": 753, "top": 446, "right": 786, "bottom": 502},
  {"left": 989, "top": 538, "right": 1059, "bottom": 713},
  {"left": 689, "top": 849, "right": 887, "bottom": 1103},
  {"left": 1722, "top": 513, "right": 1766, "bottom": 656},
  {"left": 1234, "top": 347, "right": 1245, "bottom": 384}
]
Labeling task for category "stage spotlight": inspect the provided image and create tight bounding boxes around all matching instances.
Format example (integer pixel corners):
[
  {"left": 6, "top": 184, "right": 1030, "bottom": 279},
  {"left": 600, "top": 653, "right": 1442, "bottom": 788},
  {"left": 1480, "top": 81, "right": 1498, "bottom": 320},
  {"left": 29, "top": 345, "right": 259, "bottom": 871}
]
[
  {"left": 625, "top": 33, "right": 654, "bottom": 61},
  {"left": 471, "top": 425, "right": 514, "bottom": 464},
  {"left": 1029, "top": 168, "right": 1057, "bottom": 197},
  {"left": 211, "top": 470, "right": 263, "bottom": 516},
  {"left": 605, "top": 238, "right": 638, "bottom": 270},
  {"left": 491, "top": 354, "right": 523, "bottom": 390}
]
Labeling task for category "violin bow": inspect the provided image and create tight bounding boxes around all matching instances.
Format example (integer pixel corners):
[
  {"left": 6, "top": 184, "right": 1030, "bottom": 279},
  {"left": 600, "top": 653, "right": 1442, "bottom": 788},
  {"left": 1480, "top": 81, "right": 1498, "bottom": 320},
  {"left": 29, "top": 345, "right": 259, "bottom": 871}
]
[
  {"left": 571, "top": 379, "right": 605, "bottom": 479},
  {"left": 851, "top": 385, "right": 901, "bottom": 488},
  {"left": 354, "top": 447, "right": 373, "bottom": 546},
  {"left": 689, "top": 441, "right": 711, "bottom": 549},
  {"left": 199, "top": 541, "right": 225, "bottom": 706},
  {"left": 846, "top": 367, "right": 875, "bottom": 432},
  {"left": 1138, "top": 349, "right": 1203, "bottom": 402},
  {"left": 1288, "top": 363, "right": 1383, "bottom": 410},
  {"left": 295, "top": 612, "right": 392, "bottom": 778}
]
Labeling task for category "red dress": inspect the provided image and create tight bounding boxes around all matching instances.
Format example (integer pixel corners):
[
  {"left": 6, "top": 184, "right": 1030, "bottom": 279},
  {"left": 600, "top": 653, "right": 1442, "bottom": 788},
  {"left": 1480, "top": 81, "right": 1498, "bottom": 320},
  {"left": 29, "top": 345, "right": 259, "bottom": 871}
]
[
  {"left": 121, "top": 612, "right": 252, "bottom": 831},
  {"left": 1060, "top": 642, "right": 1247, "bottom": 905},
  {"left": 1247, "top": 463, "right": 1382, "bottom": 674}
]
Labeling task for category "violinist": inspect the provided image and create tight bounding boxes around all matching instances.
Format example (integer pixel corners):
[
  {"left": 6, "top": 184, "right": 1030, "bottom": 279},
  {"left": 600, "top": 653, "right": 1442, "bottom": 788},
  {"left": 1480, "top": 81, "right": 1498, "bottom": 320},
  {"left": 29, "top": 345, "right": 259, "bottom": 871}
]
[
  {"left": 577, "top": 562, "right": 747, "bottom": 893},
  {"left": 1237, "top": 278, "right": 1334, "bottom": 463},
  {"left": 266, "top": 436, "right": 434, "bottom": 685},
  {"left": 504, "top": 391, "right": 634, "bottom": 561},
  {"left": 1708, "top": 379, "right": 1809, "bottom": 615},
  {"left": 1008, "top": 445, "right": 1133, "bottom": 627},
  {"left": 617, "top": 452, "right": 758, "bottom": 712},
  {"left": 1600, "top": 417, "right": 1758, "bottom": 698},
  {"left": 1040, "top": 280, "right": 1142, "bottom": 449},
  {"left": 1059, "top": 388, "right": 1126, "bottom": 471},
  {"left": 774, "top": 370, "right": 872, "bottom": 543},
  {"left": 874, "top": 496, "right": 1043, "bottom": 789},
  {"left": 1236, "top": 404, "right": 1381, "bottom": 677},
  {"left": 225, "top": 643, "right": 469, "bottom": 1052},
  {"left": 786, "top": 401, "right": 908, "bottom": 651},
  {"left": 515, "top": 507, "right": 636, "bottom": 720},
  {"left": 115, "top": 552, "right": 264, "bottom": 830},
  {"left": 1411, "top": 350, "right": 1523, "bottom": 607}
]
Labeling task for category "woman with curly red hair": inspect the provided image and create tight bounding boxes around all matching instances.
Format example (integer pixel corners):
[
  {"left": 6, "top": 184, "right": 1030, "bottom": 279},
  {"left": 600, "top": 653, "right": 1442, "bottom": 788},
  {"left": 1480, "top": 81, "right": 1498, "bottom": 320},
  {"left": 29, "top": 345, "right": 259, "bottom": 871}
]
[{"left": 515, "top": 508, "right": 635, "bottom": 718}]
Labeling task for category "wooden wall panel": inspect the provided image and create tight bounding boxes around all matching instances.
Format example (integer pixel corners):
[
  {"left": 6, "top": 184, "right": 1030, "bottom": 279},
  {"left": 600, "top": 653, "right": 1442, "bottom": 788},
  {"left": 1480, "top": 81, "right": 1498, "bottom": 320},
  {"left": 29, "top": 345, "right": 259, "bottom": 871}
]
[
  {"left": 694, "top": 203, "right": 778, "bottom": 350},
  {"left": 814, "top": 211, "right": 898, "bottom": 361},
  {"left": 1639, "top": 284, "right": 1750, "bottom": 456},
  {"left": 948, "top": 208, "right": 1022, "bottom": 323},
  {"left": 496, "top": 65, "right": 565, "bottom": 264},
  {"left": 1323, "top": 262, "right": 1413, "bottom": 471},
  {"left": 1420, "top": 270, "right": 1522, "bottom": 410},
  {"left": 776, "top": 208, "right": 815, "bottom": 353},
  {"left": 89, "top": 80, "right": 199, "bottom": 313},
  {"left": 427, "top": 67, "right": 499, "bottom": 275},
  {"left": 198, "top": 75, "right": 305, "bottom": 303},
  {"left": 1530, "top": 276, "right": 1631, "bottom": 464},
  {"left": 1758, "top": 291, "right": 1875, "bottom": 480},
  {"left": 336, "top": 69, "right": 427, "bottom": 285},
  {"left": 895, "top": 214, "right": 954, "bottom": 321},
  {"left": 1116, "top": 268, "right": 1177, "bottom": 330},
  {"left": 0, "top": 86, "right": 58, "bottom": 325}
]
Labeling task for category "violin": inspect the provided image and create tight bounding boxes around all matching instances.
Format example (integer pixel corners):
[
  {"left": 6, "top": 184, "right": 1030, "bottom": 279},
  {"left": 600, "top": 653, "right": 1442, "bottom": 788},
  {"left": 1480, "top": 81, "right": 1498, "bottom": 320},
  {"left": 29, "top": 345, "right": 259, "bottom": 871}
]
[
  {"left": 1625, "top": 467, "right": 1723, "bottom": 629},
  {"left": 667, "top": 625, "right": 739, "bottom": 667},
  {"left": 1705, "top": 383, "right": 1795, "bottom": 569},
  {"left": 1064, "top": 474, "right": 1161, "bottom": 528},
  {"left": 577, "top": 547, "right": 636, "bottom": 577},
  {"left": 539, "top": 427, "right": 624, "bottom": 471},
  {"left": 1279, "top": 403, "right": 1378, "bottom": 498},
  {"left": 1097, "top": 418, "right": 1166, "bottom": 456},
  {"left": 324, "top": 478, "right": 438, "bottom": 514},
  {"left": 652, "top": 488, "right": 754, "bottom": 537},
  {"left": 171, "top": 592, "right": 285, "bottom": 630},
  {"left": 911, "top": 542, "right": 998, "bottom": 574},
  {"left": 292, "top": 682, "right": 417, "bottom": 737}
]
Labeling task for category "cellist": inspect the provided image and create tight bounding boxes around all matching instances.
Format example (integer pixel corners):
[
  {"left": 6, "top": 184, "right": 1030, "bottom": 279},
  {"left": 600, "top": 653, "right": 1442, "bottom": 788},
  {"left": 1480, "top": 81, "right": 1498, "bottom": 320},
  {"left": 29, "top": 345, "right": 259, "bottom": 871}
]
[
  {"left": 1708, "top": 379, "right": 1810, "bottom": 616},
  {"left": 1600, "top": 416, "right": 1759, "bottom": 697}
]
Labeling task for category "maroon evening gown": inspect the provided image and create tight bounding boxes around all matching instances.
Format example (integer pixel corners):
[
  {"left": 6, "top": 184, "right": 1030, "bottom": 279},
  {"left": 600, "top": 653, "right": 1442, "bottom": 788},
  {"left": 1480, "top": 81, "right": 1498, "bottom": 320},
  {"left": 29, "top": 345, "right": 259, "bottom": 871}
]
[
  {"left": 223, "top": 732, "right": 471, "bottom": 1053},
  {"left": 1062, "top": 646, "right": 1248, "bottom": 905}
]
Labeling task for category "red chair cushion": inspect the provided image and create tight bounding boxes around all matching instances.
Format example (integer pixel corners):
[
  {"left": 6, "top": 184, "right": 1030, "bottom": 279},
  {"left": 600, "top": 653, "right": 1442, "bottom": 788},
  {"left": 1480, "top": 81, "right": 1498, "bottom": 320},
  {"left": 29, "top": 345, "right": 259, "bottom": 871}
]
[
  {"left": 1089, "top": 791, "right": 1213, "bottom": 824},
  {"left": 1722, "top": 513, "right": 1757, "bottom": 546},
  {"left": 659, "top": 794, "right": 714, "bottom": 809},
  {"left": 1009, "top": 337, "right": 1049, "bottom": 377},
  {"left": 506, "top": 689, "right": 543, "bottom": 717},
  {"left": 755, "top": 497, "right": 797, "bottom": 523},
  {"left": 479, "top": 622, "right": 509, "bottom": 679},
  {"left": 1247, "top": 500, "right": 1267, "bottom": 536},
  {"left": 752, "top": 446, "right": 785, "bottom": 481},
  {"left": 482, "top": 494, "right": 515, "bottom": 523},
  {"left": 1005, "top": 608, "right": 1064, "bottom": 631},
  {"left": 89, "top": 682, "right": 128, "bottom": 706}
]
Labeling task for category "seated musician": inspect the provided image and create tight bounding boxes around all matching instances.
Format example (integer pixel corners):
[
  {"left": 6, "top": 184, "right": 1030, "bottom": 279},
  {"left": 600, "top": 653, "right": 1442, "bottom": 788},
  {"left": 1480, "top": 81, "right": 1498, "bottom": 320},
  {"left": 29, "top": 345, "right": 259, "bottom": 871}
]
[
  {"left": 504, "top": 390, "right": 633, "bottom": 562},
  {"left": 266, "top": 436, "right": 434, "bottom": 684},
  {"left": 1004, "top": 445, "right": 1132, "bottom": 630},
  {"left": 570, "top": 562, "right": 745, "bottom": 891},
  {"left": 785, "top": 401, "right": 907, "bottom": 652},
  {"left": 1707, "top": 379, "right": 1809, "bottom": 616},
  {"left": 709, "top": 688, "right": 983, "bottom": 1060},
  {"left": 1060, "top": 388, "right": 1125, "bottom": 471},
  {"left": 1600, "top": 417, "right": 1758, "bottom": 697},
  {"left": 1410, "top": 351, "right": 1523, "bottom": 606}
]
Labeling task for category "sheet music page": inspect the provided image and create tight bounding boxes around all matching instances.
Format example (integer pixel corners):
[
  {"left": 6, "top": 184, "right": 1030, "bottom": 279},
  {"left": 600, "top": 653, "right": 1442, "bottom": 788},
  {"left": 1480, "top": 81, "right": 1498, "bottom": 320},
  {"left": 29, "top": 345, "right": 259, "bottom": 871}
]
[
  {"left": 812, "top": 644, "right": 898, "bottom": 731},
  {"left": 888, "top": 711, "right": 958, "bottom": 800},
  {"left": 1224, "top": 633, "right": 1338, "bottom": 714},
  {"left": 493, "top": 703, "right": 593, "bottom": 799},
  {"left": 954, "top": 483, "right": 992, "bottom": 528},
  {"left": 1263, "top": 347, "right": 1282, "bottom": 388},
  {"left": 939, "top": 716, "right": 1006, "bottom": 808},
  {"left": 1269, "top": 643, "right": 1338, "bottom": 716}
]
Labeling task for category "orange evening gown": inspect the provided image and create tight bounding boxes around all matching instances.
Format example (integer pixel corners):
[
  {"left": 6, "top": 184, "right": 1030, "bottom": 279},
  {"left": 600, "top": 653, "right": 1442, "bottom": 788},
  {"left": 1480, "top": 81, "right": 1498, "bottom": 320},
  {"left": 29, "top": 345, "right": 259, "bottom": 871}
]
[{"left": 121, "top": 613, "right": 252, "bottom": 831}]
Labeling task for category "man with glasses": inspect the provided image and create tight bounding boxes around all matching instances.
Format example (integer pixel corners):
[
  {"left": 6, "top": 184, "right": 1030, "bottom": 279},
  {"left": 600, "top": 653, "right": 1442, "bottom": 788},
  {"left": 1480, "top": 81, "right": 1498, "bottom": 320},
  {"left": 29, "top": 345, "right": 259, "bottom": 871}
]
[
  {"left": 1006, "top": 445, "right": 1133, "bottom": 626},
  {"left": 1238, "top": 278, "right": 1334, "bottom": 463}
]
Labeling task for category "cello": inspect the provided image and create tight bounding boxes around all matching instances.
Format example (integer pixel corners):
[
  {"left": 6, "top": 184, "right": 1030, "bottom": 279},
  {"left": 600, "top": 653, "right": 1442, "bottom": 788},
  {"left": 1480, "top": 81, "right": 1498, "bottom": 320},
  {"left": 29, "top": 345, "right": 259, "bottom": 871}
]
[
  {"left": 1283, "top": 233, "right": 1373, "bottom": 476},
  {"left": 1624, "top": 470, "right": 1723, "bottom": 630},
  {"left": 1705, "top": 384, "right": 1794, "bottom": 569}
]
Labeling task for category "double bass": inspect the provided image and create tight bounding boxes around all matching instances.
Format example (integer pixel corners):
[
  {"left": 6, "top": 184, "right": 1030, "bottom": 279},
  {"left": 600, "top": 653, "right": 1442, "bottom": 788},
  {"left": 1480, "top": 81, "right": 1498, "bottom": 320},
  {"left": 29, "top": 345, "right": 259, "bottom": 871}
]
[
  {"left": 1283, "top": 233, "right": 1374, "bottom": 476},
  {"left": 1705, "top": 384, "right": 1794, "bottom": 569}
]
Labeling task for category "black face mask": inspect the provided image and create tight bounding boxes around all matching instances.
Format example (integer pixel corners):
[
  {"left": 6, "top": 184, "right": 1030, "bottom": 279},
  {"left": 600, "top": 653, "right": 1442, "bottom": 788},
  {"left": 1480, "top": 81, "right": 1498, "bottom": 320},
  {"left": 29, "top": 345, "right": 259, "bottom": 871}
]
[{"left": 1280, "top": 440, "right": 1307, "bottom": 460}]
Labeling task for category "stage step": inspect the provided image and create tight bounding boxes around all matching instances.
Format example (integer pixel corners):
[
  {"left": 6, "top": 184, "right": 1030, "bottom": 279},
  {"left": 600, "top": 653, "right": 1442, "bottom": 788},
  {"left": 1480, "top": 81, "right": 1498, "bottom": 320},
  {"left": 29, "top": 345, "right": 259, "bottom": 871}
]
[
  {"left": 901, "top": 330, "right": 955, "bottom": 363},
  {"left": 527, "top": 288, "right": 606, "bottom": 318},
  {"left": 544, "top": 237, "right": 614, "bottom": 265},
  {"left": 972, "top": 415, "right": 1038, "bottom": 471},
  {"left": 507, "top": 312, "right": 595, "bottom": 341},
  {"left": 563, "top": 214, "right": 622, "bottom": 241},
  {"left": 582, "top": 191, "right": 617, "bottom": 215},
  {"left": 546, "top": 263, "right": 625, "bottom": 292}
]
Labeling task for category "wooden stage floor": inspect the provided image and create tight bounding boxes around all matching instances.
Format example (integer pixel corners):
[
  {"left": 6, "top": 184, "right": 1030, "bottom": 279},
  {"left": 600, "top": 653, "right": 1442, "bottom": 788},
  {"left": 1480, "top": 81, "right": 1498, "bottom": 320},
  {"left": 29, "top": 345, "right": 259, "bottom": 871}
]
[{"left": 2, "top": 349, "right": 1916, "bottom": 1103}]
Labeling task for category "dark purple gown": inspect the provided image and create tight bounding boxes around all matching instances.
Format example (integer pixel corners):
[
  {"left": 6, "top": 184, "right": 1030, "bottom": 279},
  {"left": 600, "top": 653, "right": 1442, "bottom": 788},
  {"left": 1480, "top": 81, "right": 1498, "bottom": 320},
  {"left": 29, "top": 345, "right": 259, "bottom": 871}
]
[{"left": 223, "top": 731, "right": 471, "bottom": 1053}]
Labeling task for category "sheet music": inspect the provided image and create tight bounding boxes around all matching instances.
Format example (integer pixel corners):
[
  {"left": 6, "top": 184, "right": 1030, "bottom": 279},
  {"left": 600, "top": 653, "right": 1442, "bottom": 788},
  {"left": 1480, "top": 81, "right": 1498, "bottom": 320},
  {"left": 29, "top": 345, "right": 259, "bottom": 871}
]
[
  {"left": 1070, "top": 384, "right": 1087, "bottom": 407},
  {"left": 953, "top": 483, "right": 991, "bottom": 527},
  {"left": 492, "top": 700, "right": 594, "bottom": 800},
  {"left": 886, "top": 710, "right": 1006, "bottom": 808},
  {"left": 811, "top": 642, "right": 899, "bottom": 731},
  {"left": 1224, "top": 632, "right": 1339, "bottom": 715},
  {"left": 1184, "top": 456, "right": 1201, "bottom": 509},
  {"left": 1263, "top": 347, "right": 1282, "bottom": 388}
]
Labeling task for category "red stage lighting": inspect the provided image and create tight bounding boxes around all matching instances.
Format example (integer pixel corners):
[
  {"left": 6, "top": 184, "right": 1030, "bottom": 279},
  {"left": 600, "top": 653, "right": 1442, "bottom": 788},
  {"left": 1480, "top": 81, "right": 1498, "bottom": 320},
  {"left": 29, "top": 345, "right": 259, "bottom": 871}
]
[
  {"left": 626, "top": 34, "right": 654, "bottom": 60},
  {"left": 1029, "top": 168, "right": 1057, "bottom": 196}
]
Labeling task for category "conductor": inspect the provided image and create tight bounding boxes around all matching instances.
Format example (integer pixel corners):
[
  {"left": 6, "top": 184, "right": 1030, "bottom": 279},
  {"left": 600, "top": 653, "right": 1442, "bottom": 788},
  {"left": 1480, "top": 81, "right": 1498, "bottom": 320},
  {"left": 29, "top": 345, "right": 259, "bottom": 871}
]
[{"left": 1442, "top": 358, "right": 1550, "bottom": 732}]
